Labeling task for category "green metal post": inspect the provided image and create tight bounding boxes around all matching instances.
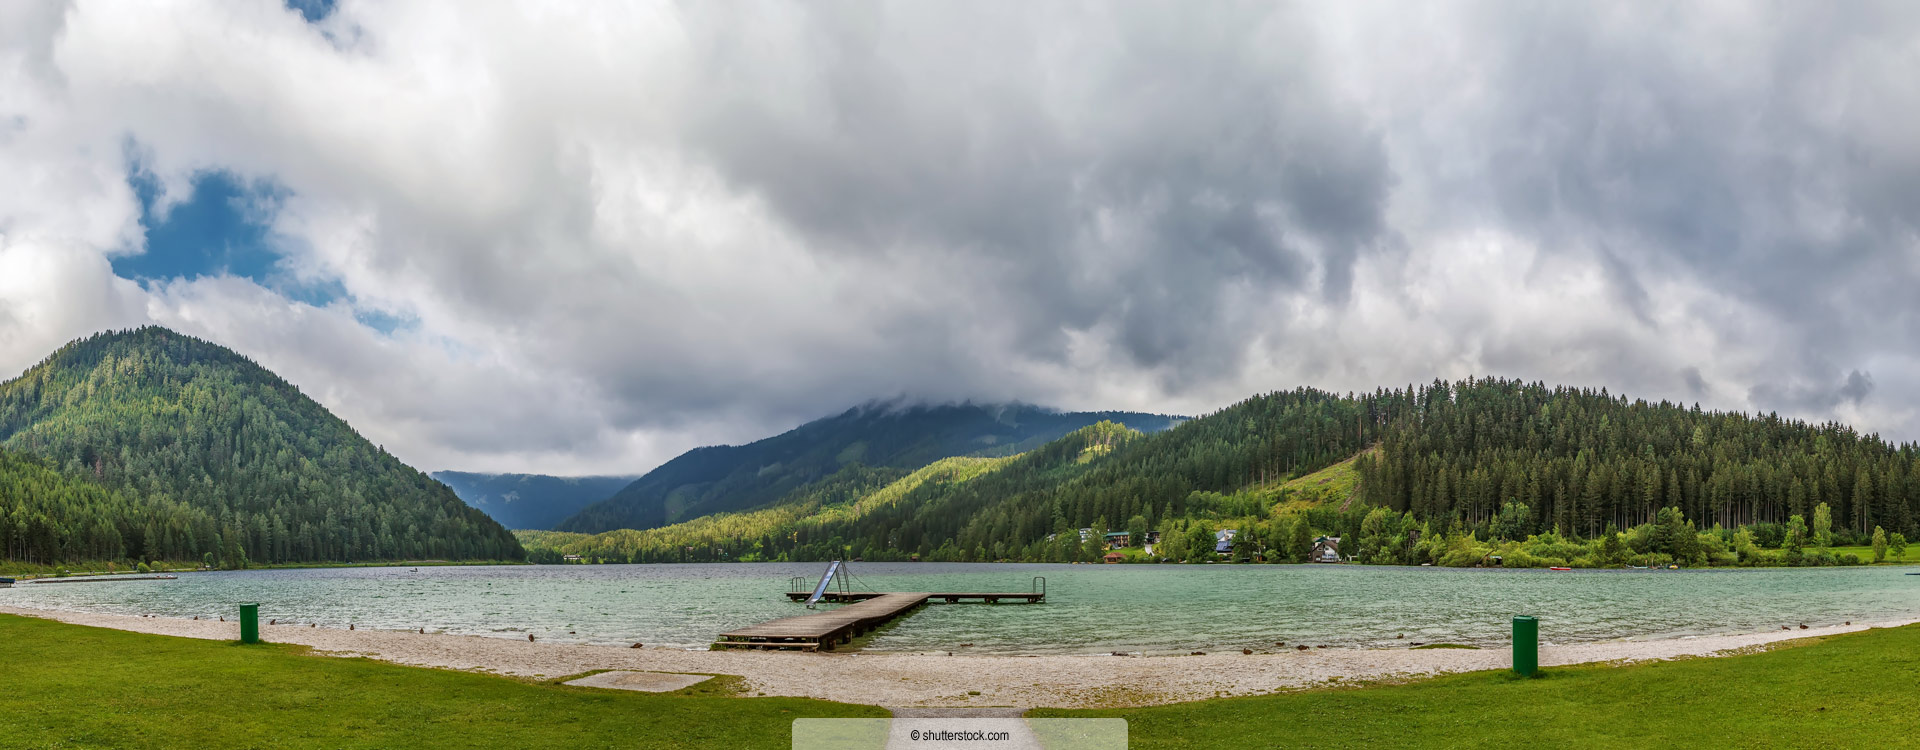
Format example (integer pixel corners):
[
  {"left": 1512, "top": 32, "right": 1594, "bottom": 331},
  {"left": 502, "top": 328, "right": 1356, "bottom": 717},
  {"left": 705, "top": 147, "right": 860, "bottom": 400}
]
[
  {"left": 1512, "top": 615, "right": 1538, "bottom": 676},
  {"left": 240, "top": 603, "right": 260, "bottom": 644}
]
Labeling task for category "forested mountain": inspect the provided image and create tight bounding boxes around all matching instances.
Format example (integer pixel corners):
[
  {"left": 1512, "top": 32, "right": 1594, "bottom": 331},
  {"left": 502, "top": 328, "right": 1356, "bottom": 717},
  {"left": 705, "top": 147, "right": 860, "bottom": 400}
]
[
  {"left": 523, "top": 378, "right": 1920, "bottom": 568},
  {"left": 0, "top": 327, "right": 523, "bottom": 566},
  {"left": 0, "top": 446, "right": 216, "bottom": 566},
  {"left": 431, "top": 471, "right": 636, "bottom": 530},
  {"left": 554, "top": 403, "right": 1182, "bottom": 533}
]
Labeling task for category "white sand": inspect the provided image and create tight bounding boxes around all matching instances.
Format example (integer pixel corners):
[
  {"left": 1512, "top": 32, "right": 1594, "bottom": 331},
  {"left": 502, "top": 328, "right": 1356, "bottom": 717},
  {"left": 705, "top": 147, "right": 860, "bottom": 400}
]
[{"left": 3, "top": 604, "right": 1909, "bottom": 708}]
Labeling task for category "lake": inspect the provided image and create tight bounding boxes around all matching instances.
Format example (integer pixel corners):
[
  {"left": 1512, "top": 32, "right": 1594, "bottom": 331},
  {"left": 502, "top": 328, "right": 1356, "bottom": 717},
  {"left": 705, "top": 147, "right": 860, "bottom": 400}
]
[{"left": 4, "top": 563, "right": 1916, "bottom": 654}]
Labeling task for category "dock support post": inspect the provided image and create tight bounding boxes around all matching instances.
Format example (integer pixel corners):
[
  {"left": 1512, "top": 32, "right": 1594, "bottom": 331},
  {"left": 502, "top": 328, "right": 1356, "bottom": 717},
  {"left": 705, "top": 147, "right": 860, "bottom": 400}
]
[
  {"left": 240, "top": 603, "right": 261, "bottom": 644},
  {"left": 1512, "top": 615, "right": 1537, "bottom": 676}
]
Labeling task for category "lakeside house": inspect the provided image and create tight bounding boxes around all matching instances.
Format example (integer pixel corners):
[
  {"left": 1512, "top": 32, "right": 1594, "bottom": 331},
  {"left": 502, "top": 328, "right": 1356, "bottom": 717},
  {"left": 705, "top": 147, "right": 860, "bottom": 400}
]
[
  {"left": 1104, "top": 531, "right": 1131, "bottom": 549},
  {"left": 562, "top": 555, "right": 583, "bottom": 563},
  {"left": 1216, "top": 529, "right": 1237, "bottom": 556},
  {"left": 1103, "top": 552, "right": 1124, "bottom": 564},
  {"left": 1311, "top": 536, "right": 1342, "bottom": 563}
]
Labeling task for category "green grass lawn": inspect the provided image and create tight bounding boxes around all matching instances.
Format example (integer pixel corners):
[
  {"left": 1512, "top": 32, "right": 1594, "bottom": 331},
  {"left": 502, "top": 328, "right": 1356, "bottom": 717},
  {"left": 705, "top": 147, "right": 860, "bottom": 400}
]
[
  {"left": 0, "top": 614, "right": 883, "bottom": 749},
  {"left": 10, "top": 612, "right": 1920, "bottom": 749},
  {"left": 1828, "top": 545, "right": 1916, "bottom": 564},
  {"left": 1039, "top": 624, "right": 1920, "bottom": 749}
]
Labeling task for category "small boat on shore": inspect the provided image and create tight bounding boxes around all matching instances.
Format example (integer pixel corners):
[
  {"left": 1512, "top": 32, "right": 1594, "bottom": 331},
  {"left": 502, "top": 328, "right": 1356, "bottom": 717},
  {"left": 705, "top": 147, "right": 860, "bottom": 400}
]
[
  {"left": 0, "top": 577, "right": 14, "bottom": 588},
  {"left": 1549, "top": 566, "right": 1572, "bottom": 571}
]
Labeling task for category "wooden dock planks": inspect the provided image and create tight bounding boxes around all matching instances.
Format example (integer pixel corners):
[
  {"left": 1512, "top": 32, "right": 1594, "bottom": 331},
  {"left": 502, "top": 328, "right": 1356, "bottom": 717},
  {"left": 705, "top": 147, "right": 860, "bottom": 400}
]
[
  {"left": 717, "top": 589, "right": 1045, "bottom": 651},
  {"left": 716, "top": 592, "right": 931, "bottom": 651},
  {"left": 781, "top": 591, "right": 1046, "bottom": 604}
]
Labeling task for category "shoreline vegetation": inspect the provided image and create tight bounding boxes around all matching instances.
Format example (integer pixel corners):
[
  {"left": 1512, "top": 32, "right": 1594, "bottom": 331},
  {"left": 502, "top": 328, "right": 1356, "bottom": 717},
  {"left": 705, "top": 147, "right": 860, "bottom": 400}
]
[
  {"left": 518, "top": 503, "right": 1916, "bottom": 570},
  {"left": 0, "top": 558, "right": 526, "bottom": 580},
  {"left": 4, "top": 610, "right": 1918, "bottom": 748}
]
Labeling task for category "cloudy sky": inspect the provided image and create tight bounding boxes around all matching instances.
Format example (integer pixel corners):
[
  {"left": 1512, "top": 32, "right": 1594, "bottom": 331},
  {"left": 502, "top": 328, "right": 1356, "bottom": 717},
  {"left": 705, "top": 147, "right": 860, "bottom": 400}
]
[{"left": 2, "top": 1, "right": 1917, "bottom": 476}]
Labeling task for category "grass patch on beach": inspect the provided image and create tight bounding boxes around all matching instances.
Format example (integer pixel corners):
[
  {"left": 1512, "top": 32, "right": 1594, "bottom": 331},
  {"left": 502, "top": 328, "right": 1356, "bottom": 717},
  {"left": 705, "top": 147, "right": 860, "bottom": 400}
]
[
  {"left": 1040, "top": 624, "right": 1920, "bottom": 749},
  {"left": 1827, "top": 545, "right": 1918, "bottom": 564},
  {"left": 1409, "top": 642, "right": 1479, "bottom": 649},
  {"left": 0, "top": 614, "right": 882, "bottom": 749}
]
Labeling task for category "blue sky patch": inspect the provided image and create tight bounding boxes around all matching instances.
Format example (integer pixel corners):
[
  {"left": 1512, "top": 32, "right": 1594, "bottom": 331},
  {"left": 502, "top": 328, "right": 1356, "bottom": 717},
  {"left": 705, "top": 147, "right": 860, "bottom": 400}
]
[
  {"left": 116, "top": 162, "right": 413, "bottom": 334},
  {"left": 116, "top": 169, "right": 289, "bottom": 287},
  {"left": 353, "top": 308, "right": 417, "bottom": 336},
  {"left": 286, "top": 0, "right": 335, "bottom": 24}
]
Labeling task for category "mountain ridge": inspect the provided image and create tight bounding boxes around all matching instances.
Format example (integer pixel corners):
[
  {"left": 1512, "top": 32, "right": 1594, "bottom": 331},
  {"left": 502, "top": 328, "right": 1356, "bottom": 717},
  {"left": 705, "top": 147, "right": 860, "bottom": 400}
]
[
  {"left": 523, "top": 378, "right": 1920, "bottom": 568},
  {"left": 432, "top": 471, "right": 638, "bottom": 531},
  {"left": 554, "top": 402, "right": 1182, "bottom": 533}
]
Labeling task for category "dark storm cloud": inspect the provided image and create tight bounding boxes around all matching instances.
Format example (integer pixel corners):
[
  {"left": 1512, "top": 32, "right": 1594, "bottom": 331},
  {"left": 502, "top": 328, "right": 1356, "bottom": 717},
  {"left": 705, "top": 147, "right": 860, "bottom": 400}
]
[
  {"left": 1453, "top": 3, "right": 1920, "bottom": 384},
  {"left": 1750, "top": 369, "right": 1877, "bottom": 416},
  {"left": 1682, "top": 367, "right": 1709, "bottom": 399},
  {"left": 678, "top": 2, "right": 1392, "bottom": 385}
]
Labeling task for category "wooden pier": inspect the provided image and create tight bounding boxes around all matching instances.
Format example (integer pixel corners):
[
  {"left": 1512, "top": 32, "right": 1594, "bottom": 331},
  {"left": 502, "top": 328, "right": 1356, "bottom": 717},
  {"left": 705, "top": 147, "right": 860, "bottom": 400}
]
[
  {"left": 782, "top": 591, "right": 1045, "bottom": 604},
  {"left": 713, "top": 563, "right": 1044, "bottom": 651},
  {"left": 715, "top": 592, "right": 930, "bottom": 651},
  {"left": 716, "top": 587, "right": 1044, "bottom": 651}
]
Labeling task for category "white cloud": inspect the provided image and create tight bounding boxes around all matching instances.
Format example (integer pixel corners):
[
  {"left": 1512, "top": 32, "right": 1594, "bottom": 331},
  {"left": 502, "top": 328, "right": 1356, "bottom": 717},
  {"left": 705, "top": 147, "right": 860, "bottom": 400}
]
[{"left": 3, "top": 0, "right": 1920, "bottom": 477}]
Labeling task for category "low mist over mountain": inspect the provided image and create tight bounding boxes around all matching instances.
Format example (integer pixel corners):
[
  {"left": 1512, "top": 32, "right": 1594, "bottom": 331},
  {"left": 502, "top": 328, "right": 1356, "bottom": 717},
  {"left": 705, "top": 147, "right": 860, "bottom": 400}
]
[
  {"left": 432, "top": 472, "right": 637, "bottom": 531},
  {"left": 554, "top": 402, "right": 1182, "bottom": 534}
]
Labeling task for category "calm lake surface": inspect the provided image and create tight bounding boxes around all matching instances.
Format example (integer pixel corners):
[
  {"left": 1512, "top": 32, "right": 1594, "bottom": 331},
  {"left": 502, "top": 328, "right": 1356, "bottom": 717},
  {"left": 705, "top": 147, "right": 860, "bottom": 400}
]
[{"left": 5, "top": 563, "right": 1917, "bottom": 654}]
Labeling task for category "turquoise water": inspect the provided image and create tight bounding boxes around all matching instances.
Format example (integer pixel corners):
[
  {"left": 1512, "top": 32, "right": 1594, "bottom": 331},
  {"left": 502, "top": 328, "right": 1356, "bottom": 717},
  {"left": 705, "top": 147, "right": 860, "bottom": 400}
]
[{"left": 4, "top": 563, "right": 1916, "bottom": 654}]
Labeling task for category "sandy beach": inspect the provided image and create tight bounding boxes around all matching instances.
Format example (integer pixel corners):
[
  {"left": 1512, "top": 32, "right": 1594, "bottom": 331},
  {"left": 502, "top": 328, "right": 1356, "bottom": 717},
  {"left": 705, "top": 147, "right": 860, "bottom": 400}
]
[{"left": 4, "top": 604, "right": 1908, "bottom": 708}]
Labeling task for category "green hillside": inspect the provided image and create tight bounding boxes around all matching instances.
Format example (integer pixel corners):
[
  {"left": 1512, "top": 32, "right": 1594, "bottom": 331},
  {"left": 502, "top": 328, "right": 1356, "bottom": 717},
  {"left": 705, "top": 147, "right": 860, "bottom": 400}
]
[
  {"left": 0, "top": 446, "right": 216, "bottom": 567},
  {"left": 527, "top": 378, "right": 1920, "bottom": 568},
  {"left": 0, "top": 327, "right": 522, "bottom": 566},
  {"left": 520, "top": 456, "right": 1011, "bottom": 562},
  {"left": 554, "top": 402, "right": 1181, "bottom": 534}
]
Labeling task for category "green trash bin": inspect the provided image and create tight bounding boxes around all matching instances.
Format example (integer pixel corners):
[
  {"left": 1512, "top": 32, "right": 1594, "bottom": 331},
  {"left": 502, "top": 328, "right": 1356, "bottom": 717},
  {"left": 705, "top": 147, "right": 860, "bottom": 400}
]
[
  {"left": 1512, "top": 615, "right": 1538, "bottom": 676},
  {"left": 240, "top": 603, "right": 260, "bottom": 644}
]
